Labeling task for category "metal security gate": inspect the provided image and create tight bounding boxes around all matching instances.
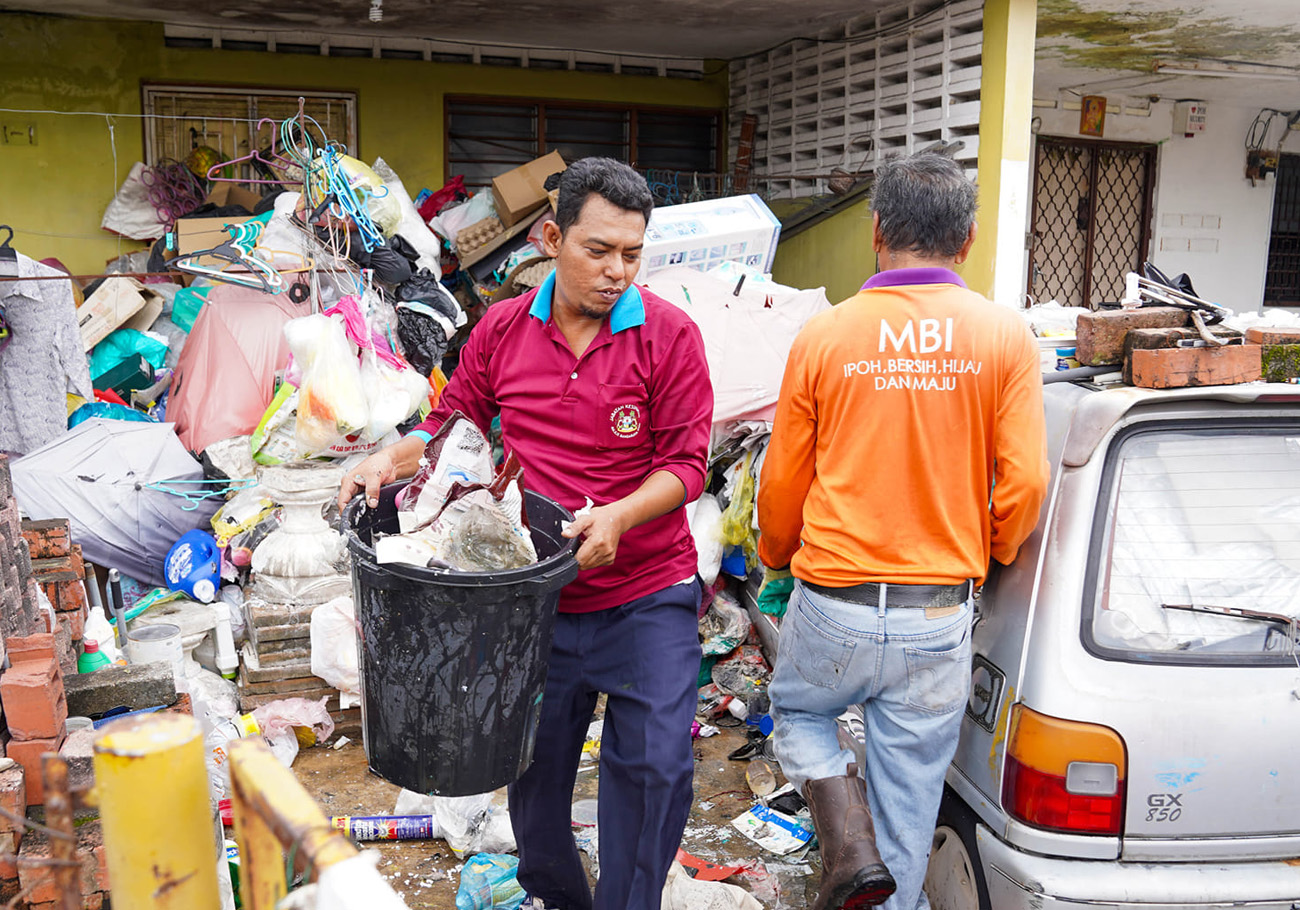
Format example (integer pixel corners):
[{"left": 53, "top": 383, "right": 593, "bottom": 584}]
[
  {"left": 1264, "top": 154, "right": 1300, "bottom": 307},
  {"left": 1028, "top": 138, "right": 1157, "bottom": 308}
]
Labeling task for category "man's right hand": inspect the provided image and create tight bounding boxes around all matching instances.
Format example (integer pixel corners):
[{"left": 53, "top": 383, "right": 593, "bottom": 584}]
[{"left": 338, "top": 450, "right": 400, "bottom": 512}]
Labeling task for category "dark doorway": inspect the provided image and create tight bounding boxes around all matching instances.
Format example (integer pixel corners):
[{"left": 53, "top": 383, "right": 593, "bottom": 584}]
[
  {"left": 1264, "top": 154, "right": 1300, "bottom": 307},
  {"left": 1028, "top": 138, "right": 1157, "bottom": 308}
]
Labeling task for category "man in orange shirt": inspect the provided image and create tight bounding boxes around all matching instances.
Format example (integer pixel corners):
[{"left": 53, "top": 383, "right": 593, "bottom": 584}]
[{"left": 757, "top": 151, "right": 1048, "bottom": 910}]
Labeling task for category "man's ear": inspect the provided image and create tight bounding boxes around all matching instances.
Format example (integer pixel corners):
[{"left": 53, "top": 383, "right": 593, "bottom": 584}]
[
  {"left": 541, "top": 220, "right": 564, "bottom": 258},
  {"left": 953, "top": 222, "right": 978, "bottom": 265},
  {"left": 871, "top": 211, "right": 884, "bottom": 254}
]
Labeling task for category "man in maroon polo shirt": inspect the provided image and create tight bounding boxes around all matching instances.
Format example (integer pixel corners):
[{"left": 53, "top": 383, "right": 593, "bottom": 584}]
[{"left": 340, "top": 157, "right": 713, "bottom": 910}]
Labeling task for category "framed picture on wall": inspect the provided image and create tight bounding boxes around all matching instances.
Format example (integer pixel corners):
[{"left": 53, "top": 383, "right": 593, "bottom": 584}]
[{"left": 1079, "top": 95, "right": 1107, "bottom": 138}]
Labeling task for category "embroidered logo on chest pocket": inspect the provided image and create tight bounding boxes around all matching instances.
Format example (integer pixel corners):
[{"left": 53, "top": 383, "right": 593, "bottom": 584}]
[{"left": 610, "top": 404, "right": 642, "bottom": 438}]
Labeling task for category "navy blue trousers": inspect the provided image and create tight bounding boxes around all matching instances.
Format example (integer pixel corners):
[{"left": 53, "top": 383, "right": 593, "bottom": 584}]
[{"left": 509, "top": 580, "right": 702, "bottom": 910}]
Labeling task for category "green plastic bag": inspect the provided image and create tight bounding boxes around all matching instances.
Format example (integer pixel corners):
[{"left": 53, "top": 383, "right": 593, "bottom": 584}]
[{"left": 250, "top": 382, "right": 299, "bottom": 465}]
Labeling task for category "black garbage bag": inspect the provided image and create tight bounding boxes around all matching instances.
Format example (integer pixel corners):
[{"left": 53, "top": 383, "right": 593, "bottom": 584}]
[
  {"left": 389, "top": 233, "right": 421, "bottom": 265},
  {"left": 397, "top": 269, "right": 461, "bottom": 321},
  {"left": 345, "top": 232, "right": 413, "bottom": 286},
  {"left": 396, "top": 305, "right": 449, "bottom": 376}
]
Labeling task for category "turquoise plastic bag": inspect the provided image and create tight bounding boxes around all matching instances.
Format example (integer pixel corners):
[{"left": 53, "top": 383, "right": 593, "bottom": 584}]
[
  {"left": 89, "top": 328, "right": 169, "bottom": 379},
  {"left": 455, "top": 853, "right": 525, "bottom": 910},
  {"left": 68, "top": 402, "right": 157, "bottom": 428},
  {"left": 171, "top": 286, "right": 214, "bottom": 333}
]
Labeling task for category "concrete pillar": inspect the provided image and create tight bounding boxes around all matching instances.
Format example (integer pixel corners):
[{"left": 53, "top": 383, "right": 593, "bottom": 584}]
[{"left": 965, "top": 0, "right": 1037, "bottom": 306}]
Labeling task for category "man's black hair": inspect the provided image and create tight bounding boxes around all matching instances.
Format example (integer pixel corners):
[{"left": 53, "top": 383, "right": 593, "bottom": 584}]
[
  {"left": 870, "top": 151, "right": 978, "bottom": 258},
  {"left": 552, "top": 157, "right": 654, "bottom": 233}
]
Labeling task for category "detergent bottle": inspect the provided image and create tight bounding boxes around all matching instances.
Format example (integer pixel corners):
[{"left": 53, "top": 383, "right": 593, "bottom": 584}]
[{"left": 165, "top": 529, "right": 221, "bottom": 603}]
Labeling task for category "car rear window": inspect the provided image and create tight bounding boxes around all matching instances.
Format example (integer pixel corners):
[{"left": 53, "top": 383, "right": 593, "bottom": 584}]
[{"left": 1087, "top": 427, "right": 1300, "bottom": 662}]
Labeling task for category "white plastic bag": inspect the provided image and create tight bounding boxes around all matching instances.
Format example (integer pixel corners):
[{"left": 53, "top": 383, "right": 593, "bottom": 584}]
[
  {"left": 311, "top": 595, "right": 360, "bottom": 709},
  {"left": 688, "top": 494, "right": 725, "bottom": 586},
  {"left": 372, "top": 157, "right": 443, "bottom": 274},
  {"left": 392, "top": 789, "right": 515, "bottom": 857},
  {"left": 284, "top": 313, "right": 369, "bottom": 456},
  {"left": 101, "top": 162, "right": 166, "bottom": 240},
  {"left": 360, "top": 352, "right": 429, "bottom": 442},
  {"left": 316, "top": 851, "right": 411, "bottom": 910},
  {"left": 661, "top": 860, "right": 763, "bottom": 910}
]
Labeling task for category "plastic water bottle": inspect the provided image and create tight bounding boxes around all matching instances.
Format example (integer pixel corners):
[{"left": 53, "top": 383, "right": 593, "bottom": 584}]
[
  {"left": 165, "top": 530, "right": 221, "bottom": 603},
  {"left": 76, "top": 639, "right": 111, "bottom": 674}
]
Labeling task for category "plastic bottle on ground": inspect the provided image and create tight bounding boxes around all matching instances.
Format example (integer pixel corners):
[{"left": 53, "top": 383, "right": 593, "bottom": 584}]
[
  {"left": 77, "top": 639, "right": 112, "bottom": 673},
  {"left": 165, "top": 529, "right": 221, "bottom": 603}
]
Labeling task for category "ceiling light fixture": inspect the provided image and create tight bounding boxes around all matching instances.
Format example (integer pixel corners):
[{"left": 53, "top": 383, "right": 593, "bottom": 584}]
[{"left": 1153, "top": 61, "right": 1300, "bottom": 82}]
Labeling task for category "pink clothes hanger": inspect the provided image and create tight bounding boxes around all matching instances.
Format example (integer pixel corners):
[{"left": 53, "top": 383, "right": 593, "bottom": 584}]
[{"left": 206, "top": 117, "right": 300, "bottom": 185}]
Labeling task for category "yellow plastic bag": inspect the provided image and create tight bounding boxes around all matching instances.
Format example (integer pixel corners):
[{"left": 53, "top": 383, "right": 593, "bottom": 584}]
[{"left": 720, "top": 452, "right": 758, "bottom": 568}]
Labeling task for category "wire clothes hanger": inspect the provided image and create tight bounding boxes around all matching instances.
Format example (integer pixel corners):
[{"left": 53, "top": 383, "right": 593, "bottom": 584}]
[
  {"left": 0, "top": 225, "right": 16, "bottom": 353},
  {"left": 206, "top": 117, "right": 302, "bottom": 186},
  {"left": 167, "top": 216, "right": 313, "bottom": 293}
]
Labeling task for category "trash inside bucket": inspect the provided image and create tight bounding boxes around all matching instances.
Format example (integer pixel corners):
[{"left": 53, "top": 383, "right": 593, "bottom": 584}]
[{"left": 343, "top": 484, "right": 579, "bottom": 796}]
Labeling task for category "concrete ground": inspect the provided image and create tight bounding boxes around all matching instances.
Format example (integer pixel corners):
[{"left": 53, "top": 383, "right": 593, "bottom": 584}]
[{"left": 293, "top": 707, "right": 821, "bottom": 909}]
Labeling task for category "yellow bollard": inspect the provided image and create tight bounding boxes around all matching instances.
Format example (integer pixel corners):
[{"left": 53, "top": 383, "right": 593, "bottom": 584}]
[{"left": 93, "top": 713, "right": 220, "bottom": 910}]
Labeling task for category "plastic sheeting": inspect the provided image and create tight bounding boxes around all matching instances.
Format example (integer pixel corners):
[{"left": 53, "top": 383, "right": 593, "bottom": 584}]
[{"left": 644, "top": 266, "right": 830, "bottom": 437}]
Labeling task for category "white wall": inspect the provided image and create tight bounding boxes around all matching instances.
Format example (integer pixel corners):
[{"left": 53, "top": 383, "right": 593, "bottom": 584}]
[{"left": 1035, "top": 101, "right": 1290, "bottom": 316}]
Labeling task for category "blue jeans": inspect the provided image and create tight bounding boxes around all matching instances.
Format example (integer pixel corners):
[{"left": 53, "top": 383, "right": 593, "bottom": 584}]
[{"left": 770, "top": 580, "right": 973, "bottom": 910}]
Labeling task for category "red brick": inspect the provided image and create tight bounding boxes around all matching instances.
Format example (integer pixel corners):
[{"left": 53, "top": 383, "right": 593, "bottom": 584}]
[
  {"left": 0, "top": 832, "right": 17, "bottom": 883},
  {"left": 65, "top": 608, "right": 85, "bottom": 643},
  {"left": 5, "top": 737, "right": 64, "bottom": 806},
  {"left": 77, "top": 822, "right": 106, "bottom": 895},
  {"left": 1076, "top": 306, "right": 1189, "bottom": 366},
  {"left": 30, "top": 556, "right": 80, "bottom": 584},
  {"left": 1246, "top": 326, "right": 1300, "bottom": 345},
  {"left": 18, "top": 521, "right": 70, "bottom": 560},
  {"left": 15, "top": 821, "right": 105, "bottom": 904},
  {"left": 0, "top": 660, "right": 67, "bottom": 740},
  {"left": 0, "top": 767, "right": 25, "bottom": 839},
  {"left": 47, "top": 580, "right": 88, "bottom": 615},
  {"left": 5, "top": 633, "right": 55, "bottom": 665},
  {"left": 1128, "top": 344, "right": 1262, "bottom": 389},
  {"left": 0, "top": 502, "right": 19, "bottom": 543},
  {"left": 0, "top": 454, "right": 10, "bottom": 502},
  {"left": 82, "top": 893, "right": 105, "bottom": 910}
]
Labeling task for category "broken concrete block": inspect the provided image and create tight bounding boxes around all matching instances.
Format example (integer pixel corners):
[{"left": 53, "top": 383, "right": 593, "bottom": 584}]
[
  {"left": 63, "top": 661, "right": 176, "bottom": 719},
  {"left": 1258, "top": 343, "right": 1300, "bottom": 383},
  {"left": 1076, "top": 306, "right": 1189, "bottom": 366},
  {"left": 0, "top": 659, "right": 67, "bottom": 740},
  {"left": 0, "top": 765, "right": 26, "bottom": 839},
  {"left": 59, "top": 728, "right": 95, "bottom": 794}
]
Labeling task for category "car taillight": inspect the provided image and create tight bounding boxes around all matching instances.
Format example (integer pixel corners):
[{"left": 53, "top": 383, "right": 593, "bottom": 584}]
[{"left": 1001, "top": 704, "right": 1126, "bottom": 836}]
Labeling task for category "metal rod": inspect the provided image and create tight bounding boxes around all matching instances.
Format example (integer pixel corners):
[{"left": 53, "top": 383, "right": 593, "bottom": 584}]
[{"left": 108, "top": 569, "right": 128, "bottom": 655}]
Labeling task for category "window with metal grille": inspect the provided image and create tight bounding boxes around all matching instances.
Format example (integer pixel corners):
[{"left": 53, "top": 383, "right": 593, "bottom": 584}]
[
  {"left": 445, "top": 97, "right": 720, "bottom": 191},
  {"left": 141, "top": 84, "right": 358, "bottom": 175},
  {"left": 1264, "top": 154, "right": 1300, "bottom": 307}
]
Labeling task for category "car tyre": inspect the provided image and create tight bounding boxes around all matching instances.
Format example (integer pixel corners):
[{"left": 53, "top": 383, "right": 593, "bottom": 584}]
[{"left": 923, "top": 786, "right": 991, "bottom": 910}]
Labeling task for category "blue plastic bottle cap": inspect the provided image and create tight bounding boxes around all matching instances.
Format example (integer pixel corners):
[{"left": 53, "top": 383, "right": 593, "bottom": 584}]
[{"left": 1055, "top": 347, "right": 1077, "bottom": 357}]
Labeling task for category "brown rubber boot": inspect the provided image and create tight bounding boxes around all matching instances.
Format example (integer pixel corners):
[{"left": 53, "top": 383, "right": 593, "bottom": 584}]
[{"left": 803, "top": 763, "right": 896, "bottom": 910}]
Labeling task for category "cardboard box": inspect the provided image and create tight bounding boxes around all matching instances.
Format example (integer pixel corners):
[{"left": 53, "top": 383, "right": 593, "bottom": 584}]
[
  {"left": 637, "top": 194, "right": 782, "bottom": 281},
  {"left": 75, "top": 277, "right": 166, "bottom": 352},
  {"left": 174, "top": 217, "right": 241, "bottom": 256},
  {"left": 205, "top": 183, "right": 264, "bottom": 213},
  {"left": 492, "top": 151, "right": 566, "bottom": 228}
]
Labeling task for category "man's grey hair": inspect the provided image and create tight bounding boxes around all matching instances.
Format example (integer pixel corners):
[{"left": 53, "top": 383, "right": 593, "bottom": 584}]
[{"left": 870, "top": 152, "right": 977, "bottom": 258}]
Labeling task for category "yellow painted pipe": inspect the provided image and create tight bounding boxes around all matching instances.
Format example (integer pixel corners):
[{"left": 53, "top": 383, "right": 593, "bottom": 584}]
[{"left": 94, "top": 713, "right": 220, "bottom": 910}]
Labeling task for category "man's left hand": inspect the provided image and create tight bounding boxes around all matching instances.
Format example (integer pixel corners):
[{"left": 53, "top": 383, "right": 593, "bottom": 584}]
[{"left": 562, "top": 504, "right": 630, "bottom": 570}]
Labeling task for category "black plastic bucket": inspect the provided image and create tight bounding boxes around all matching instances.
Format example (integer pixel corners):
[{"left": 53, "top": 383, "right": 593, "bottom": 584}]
[{"left": 342, "top": 484, "right": 579, "bottom": 796}]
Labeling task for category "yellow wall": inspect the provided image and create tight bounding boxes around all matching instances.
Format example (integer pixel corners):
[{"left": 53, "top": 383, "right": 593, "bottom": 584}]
[
  {"left": 0, "top": 14, "right": 727, "bottom": 273},
  {"left": 770, "top": 197, "right": 876, "bottom": 303}
]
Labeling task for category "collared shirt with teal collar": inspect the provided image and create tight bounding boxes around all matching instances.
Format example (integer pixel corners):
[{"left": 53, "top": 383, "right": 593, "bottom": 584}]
[{"left": 527, "top": 269, "right": 646, "bottom": 333}]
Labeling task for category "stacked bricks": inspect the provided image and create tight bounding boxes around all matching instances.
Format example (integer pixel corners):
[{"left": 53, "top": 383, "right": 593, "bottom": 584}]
[
  {"left": 0, "top": 455, "right": 42, "bottom": 644},
  {"left": 22, "top": 520, "right": 90, "bottom": 676},
  {"left": 242, "top": 601, "right": 361, "bottom": 736},
  {"left": 1247, "top": 326, "right": 1300, "bottom": 383},
  {"left": 17, "top": 818, "right": 109, "bottom": 909},
  {"left": 0, "top": 633, "right": 68, "bottom": 805}
]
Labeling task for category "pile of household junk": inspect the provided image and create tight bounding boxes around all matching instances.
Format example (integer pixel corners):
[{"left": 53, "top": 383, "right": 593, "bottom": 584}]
[{"left": 1, "top": 90, "right": 831, "bottom": 859}]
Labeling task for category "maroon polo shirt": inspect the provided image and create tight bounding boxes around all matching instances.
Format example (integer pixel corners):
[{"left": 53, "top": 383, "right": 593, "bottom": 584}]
[{"left": 410, "top": 273, "right": 713, "bottom": 613}]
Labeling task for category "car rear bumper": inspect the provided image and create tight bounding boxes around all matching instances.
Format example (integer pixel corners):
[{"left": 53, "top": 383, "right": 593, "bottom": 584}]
[{"left": 978, "top": 823, "right": 1300, "bottom": 908}]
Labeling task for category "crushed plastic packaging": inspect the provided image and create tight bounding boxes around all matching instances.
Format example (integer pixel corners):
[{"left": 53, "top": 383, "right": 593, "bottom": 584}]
[
  {"left": 455, "top": 853, "right": 525, "bottom": 910},
  {"left": 687, "top": 494, "right": 725, "bottom": 587},
  {"left": 661, "top": 860, "right": 762, "bottom": 910},
  {"left": 700, "top": 587, "right": 752, "bottom": 657},
  {"left": 392, "top": 789, "right": 516, "bottom": 857},
  {"left": 251, "top": 695, "right": 336, "bottom": 746},
  {"left": 314, "top": 850, "right": 411, "bottom": 910},
  {"left": 379, "top": 413, "right": 537, "bottom": 572}
]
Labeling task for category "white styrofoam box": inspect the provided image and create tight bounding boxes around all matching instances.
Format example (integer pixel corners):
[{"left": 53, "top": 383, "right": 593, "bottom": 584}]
[{"left": 638, "top": 194, "right": 783, "bottom": 281}]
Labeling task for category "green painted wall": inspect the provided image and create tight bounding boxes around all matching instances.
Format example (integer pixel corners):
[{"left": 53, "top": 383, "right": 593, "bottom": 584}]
[
  {"left": 770, "top": 197, "right": 876, "bottom": 303},
  {"left": 0, "top": 13, "right": 726, "bottom": 273}
]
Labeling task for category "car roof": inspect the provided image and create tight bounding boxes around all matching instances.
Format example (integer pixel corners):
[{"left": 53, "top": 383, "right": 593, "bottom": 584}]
[{"left": 1057, "top": 382, "right": 1300, "bottom": 468}]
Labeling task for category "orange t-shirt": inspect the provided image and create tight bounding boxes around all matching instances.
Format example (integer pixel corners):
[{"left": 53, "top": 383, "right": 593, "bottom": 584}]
[{"left": 757, "top": 272, "right": 1049, "bottom": 587}]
